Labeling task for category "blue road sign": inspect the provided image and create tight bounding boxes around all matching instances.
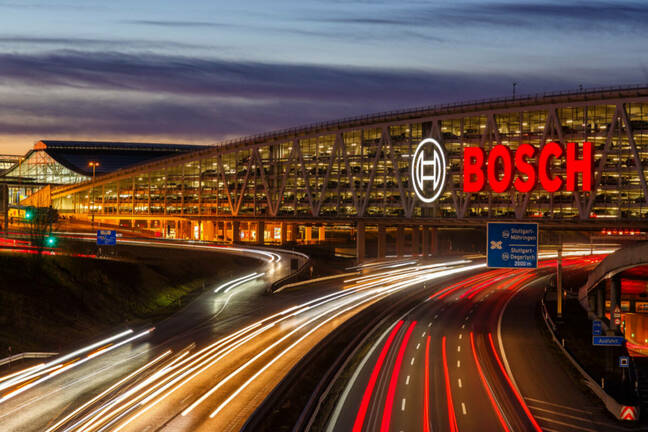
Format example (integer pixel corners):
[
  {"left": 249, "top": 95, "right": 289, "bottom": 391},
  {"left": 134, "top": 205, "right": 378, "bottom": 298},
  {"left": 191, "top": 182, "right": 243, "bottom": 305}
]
[
  {"left": 592, "top": 320, "right": 603, "bottom": 336},
  {"left": 97, "top": 230, "right": 117, "bottom": 246},
  {"left": 592, "top": 336, "right": 625, "bottom": 346},
  {"left": 619, "top": 356, "right": 630, "bottom": 368},
  {"left": 487, "top": 222, "right": 538, "bottom": 269}
]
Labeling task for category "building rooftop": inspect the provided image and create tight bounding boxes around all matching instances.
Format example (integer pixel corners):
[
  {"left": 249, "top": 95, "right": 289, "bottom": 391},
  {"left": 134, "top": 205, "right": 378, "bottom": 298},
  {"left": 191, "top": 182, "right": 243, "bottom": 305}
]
[{"left": 32, "top": 140, "right": 206, "bottom": 176}]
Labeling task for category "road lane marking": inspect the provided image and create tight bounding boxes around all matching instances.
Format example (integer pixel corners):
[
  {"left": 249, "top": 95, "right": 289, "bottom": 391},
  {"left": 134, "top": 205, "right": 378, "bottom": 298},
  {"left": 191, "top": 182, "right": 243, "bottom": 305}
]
[
  {"left": 524, "top": 397, "right": 591, "bottom": 414},
  {"left": 533, "top": 416, "right": 596, "bottom": 432},
  {"left": 461, "top": 402, "right": 467, "bottom": 415},
  {"left": 457, "top": 346, "right": 461, "bottom": 352},
  {"left": 434, "top": 314, "right": 439, "bottom": 320},
  {"left": 458, "top": 378, "right": 462, "bottom": 388},
  {"left": 461, "top": 324, "right": 466, "bottom": 329},
  {"left": 411, "top": 357, "right": 415, "bottom": 365},
  {"left": 428, "top": 322, "right": 432, "bottom": 327},
  {"left": 458, "top": 334, "right": 462, "bottom": 339},
  {"left": 416, "top": 343, "right": 421, "bottom": 350},
  {"left": 457, "top": 360, "right": 460, "bottom": 368},
  {"left": 401, "top": 398, "right": 406, "bottom": 411},
  {"left": 406, "top": 375, "right": 410, "bottom": 385},
  {"left": 421, "top": 332, "right": 426, "bottom": 337},
  {"left": 380, "top": 321, "right": 417, "bottom": 432}
]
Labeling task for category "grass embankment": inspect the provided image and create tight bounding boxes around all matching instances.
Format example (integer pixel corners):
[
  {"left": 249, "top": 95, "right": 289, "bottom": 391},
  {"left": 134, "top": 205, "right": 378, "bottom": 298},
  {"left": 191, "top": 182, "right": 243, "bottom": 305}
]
[{"left": 0, "top": 243, "right": 257, "bottom": 354}]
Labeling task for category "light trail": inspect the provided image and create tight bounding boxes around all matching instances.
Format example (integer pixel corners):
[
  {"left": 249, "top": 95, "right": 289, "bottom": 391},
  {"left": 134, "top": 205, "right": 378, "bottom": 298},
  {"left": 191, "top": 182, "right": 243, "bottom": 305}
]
[
  {"left": 424, "top": 335, "right": 431, "bottom": 432},
  {"left": 0, "top": 329, "right": 135, "bottom": 393},
  {"left": 214, "top": 272, "right": 264, "bottom": 293},
  {"left": 48, "top": 259, "right": 481, "bottom": 431},
  {"left": 352, "top": 321, "right": 403, "bottom": 432},
  {"left": 0, "top": 329, "right": 153, "bottom": 403},
  {"left": 43, "top": 351, "right": 173, "bottom": 432},
  {"left": 380, "top": 321, "right": 416, "bottom": 432},
  {"left": 442, "top": 336, "right": 458, "bottom": 432},
  {"left": 487, "top": 333, "right": 542, "bottom": 432},
  {"left": 470, "top": 332, "right": 510, "bottom": 432}
]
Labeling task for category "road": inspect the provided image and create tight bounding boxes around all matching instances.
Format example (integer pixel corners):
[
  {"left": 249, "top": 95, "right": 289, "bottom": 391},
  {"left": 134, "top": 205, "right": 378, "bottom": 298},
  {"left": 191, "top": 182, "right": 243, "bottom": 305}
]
[
  {"left": 0, "top": 240, "right": 483, "bottom": 432},
  {"left": 326, "top": 254, "right": 631, "bottom": 432}
]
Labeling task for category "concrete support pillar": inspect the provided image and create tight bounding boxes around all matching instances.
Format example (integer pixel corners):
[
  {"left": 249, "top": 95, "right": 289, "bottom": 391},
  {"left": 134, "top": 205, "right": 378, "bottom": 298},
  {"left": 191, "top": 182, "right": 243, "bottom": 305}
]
[
  {"left": 609, "top": 275, "right": 621, "bottom": 332},
  {"left": 305, "top": 226, "right": 312, "bottom": 243},
  {"left": 256, "top": 221, "right": 265, "bottom": 244},
  {"left": 356, "top": 222, "right": 366, "bottom": 262},
  {"left": 411, "top": 226, "right": 420, "bottom": 257},
  {"left": 281, "top": 222, "right": 288, "bottom": 244},
  {"left": 422, "top": 226, "right": 430, "bottom": 257},
  {"left": 288, "top": 224, "right": 297, "bottom": 242},
  {"left": 596, "top": 284, "right": 604, "bottom": 317},
  {"left": 232, "top": 220, "right": 240, "bottom": 244},
  {"left": 204, "top": 221, "right": 214, "bottom": 241},
  {"left": 377, "top": 224, "right": 386, "bottom": 258},
  {"left": 430, "top": 227, "right": 438, "bottom": 255},
  {"left": 319, "top": 226, "right": 326, "bottom": 242},
  {"left": 396, "top": 226, "right": 405, "bottom": 257}
]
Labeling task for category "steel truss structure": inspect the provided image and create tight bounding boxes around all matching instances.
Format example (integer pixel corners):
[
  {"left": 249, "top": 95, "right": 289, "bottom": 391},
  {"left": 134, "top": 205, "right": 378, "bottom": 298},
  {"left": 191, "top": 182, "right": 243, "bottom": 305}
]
[{"left": 50, "top": 86, "right": 648, "bottom": 237}]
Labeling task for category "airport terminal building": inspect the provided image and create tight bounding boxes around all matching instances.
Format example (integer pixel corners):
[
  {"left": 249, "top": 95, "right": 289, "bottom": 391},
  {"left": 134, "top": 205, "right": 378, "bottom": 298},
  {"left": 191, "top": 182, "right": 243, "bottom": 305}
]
[{"left": 39, "top": 86, "right": 648, "bottom": 254}]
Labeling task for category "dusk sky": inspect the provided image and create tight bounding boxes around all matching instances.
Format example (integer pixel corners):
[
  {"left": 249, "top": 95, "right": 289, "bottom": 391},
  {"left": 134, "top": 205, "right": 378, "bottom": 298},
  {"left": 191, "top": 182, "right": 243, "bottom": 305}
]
[{"left": 0, "top": 0, "right": 647, "bottom": 154}]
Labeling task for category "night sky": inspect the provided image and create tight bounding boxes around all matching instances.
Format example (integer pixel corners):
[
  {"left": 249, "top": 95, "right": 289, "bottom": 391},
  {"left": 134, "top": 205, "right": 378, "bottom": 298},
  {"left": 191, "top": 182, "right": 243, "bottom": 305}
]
[{"left": 0, "top": 0, "right": 647, "bottom": 154}]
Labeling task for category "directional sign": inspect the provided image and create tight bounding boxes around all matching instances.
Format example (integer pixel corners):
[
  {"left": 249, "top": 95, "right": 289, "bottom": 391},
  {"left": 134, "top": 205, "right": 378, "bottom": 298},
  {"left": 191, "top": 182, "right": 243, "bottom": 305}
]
[
  {"left": 592, "top": 336, "right": 625, "bottom": 346},
  {"left": 487, "top": 222, "right": 538, "bottom": 269},
  {"left": 97, "top": 230, "right": 117, "bottom": 246},
  {"left": 619, "top": 356, "right": 630, "bottom": 368},
  {"left": 592, "top": 320, "right": 603, "bottom": 336}
]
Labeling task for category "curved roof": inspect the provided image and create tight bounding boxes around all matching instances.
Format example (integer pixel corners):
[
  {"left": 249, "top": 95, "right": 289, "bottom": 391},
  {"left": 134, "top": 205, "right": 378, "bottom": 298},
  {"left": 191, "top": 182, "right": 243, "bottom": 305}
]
[
  {"left": 52, "top": 83, "right": 648, "bottom": 196},
  {"left": 22, "top": 140, "right": 205, "bottom": 177}
]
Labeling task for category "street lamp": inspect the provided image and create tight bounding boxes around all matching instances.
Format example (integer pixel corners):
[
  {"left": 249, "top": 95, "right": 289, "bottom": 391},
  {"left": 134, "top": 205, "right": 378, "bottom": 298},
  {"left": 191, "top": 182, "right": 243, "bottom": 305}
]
[{"left": 88, "top": 161, "right": 100, "bottom": 225}]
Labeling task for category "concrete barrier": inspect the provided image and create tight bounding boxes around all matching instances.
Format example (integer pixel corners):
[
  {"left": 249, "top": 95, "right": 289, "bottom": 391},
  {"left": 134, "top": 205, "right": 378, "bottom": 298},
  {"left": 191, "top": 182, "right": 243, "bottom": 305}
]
[{"left": 0, "top": 352, "right": 58, "bottom": 367}]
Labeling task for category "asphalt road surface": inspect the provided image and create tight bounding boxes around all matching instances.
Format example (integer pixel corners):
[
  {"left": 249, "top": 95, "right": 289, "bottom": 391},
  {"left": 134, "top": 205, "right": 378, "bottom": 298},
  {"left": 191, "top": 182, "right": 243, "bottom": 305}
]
[{"left": 327, "top": 255, "right": 632, "bottom": 432}]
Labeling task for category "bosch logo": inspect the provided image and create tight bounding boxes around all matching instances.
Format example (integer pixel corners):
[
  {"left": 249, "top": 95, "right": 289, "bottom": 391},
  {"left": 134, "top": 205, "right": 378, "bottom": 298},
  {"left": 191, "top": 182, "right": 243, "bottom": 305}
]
[{"left": 412, "top": 138, "right": 447, "bottom": 203}]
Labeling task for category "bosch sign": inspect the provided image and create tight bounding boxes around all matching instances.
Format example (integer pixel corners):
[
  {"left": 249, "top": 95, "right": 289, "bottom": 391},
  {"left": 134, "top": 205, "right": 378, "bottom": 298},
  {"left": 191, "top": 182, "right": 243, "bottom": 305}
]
[
  {"left": 463, "top": 142, "right": 593, "bottom": 193},
  {"left": 411, "top": 140, "right": 593, "bottom": 203}
]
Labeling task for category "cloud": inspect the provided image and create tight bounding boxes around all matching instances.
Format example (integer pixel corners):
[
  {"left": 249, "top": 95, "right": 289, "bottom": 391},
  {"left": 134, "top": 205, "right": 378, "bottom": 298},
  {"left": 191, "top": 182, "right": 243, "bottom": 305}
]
[
  {"left": 127, "top": 20, "right": 227, "bottom": 28},
  {"left": 0, "top": 36, "right": 209, "bottom": 50},
  {"left": 0, "top": 49, "right": 633, "bottom": 146},
  {"left": 313, "top": 1, "right": 648, "bottom": 33}
]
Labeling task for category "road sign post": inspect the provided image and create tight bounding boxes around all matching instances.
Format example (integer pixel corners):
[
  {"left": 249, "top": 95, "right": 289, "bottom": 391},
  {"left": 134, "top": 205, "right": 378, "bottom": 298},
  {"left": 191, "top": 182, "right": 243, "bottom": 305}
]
[{"left": 487, "top": 222, "right": 538, "bottom": 269}]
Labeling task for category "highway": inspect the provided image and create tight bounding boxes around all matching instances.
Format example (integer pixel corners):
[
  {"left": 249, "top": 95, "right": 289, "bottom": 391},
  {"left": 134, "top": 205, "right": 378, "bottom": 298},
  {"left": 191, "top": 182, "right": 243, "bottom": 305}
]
[
  {"left": 326, "top": 254, "right": 629, "bottom": 432},
  {"left": 0, "top": 240, "right": 484, "bottom": 432}
]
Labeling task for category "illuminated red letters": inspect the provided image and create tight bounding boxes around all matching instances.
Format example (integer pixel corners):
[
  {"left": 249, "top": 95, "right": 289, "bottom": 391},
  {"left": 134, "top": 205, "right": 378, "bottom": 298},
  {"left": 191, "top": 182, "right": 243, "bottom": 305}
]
[
  {"left": 486, "top": 145, "right": 513, "bottom": 193},
  {"left": 566, "top": 141, "right": 593, "bottom": 192},
  {"left": 463, "top": 146, "right": 485, "bottom": 192},
  {"left": 462, "top": 142, "right": 593, "bottom": 193},
  {"left": 513, "top": 143, "right": 536, "bottom": 193}
]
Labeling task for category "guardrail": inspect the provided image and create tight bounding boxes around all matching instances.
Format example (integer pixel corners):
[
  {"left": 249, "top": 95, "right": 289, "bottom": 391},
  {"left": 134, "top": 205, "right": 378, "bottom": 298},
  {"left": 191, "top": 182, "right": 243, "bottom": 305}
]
[
  {"left": 269, "top": 256, "right": 312, "bottom": 293},
  {"left": 0, "top": 352, "right": 58, "bottom": 367}
]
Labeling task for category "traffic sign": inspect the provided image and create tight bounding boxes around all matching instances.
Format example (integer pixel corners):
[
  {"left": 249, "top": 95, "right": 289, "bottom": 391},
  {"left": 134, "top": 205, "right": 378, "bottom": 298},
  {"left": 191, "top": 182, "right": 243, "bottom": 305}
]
[
  {"left": 613, "top": 306, "right": 622, "bottom": 326},
  {"left": 592, "top": 320, "right": 603, "bottom": 336},
  {"left": 620, "top": 406, "right": 637, "bottom": 421},
  {"left": 97, "top": 230, "right": 117, "bottom": 246},
  {"left": 592, "top": 336, "right": 625, "bottom": 346},
  {"left": 487, "top": 222, "right": 538, "bottom": 268},
  {"left": 619, "top": 356, "right": 630, "bottom": 368}
]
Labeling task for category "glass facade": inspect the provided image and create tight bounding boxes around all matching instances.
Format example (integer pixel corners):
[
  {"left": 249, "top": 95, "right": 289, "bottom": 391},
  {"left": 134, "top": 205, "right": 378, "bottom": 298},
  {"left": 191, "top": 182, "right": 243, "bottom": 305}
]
[{"left": 52, "top": 93, "right": 648, "bottom": 223}]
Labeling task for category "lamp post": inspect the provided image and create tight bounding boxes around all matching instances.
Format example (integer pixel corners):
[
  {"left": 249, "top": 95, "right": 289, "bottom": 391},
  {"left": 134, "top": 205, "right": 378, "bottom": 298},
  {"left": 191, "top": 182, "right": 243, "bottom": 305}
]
[{"left": 88, "top": 161, "right": 100, "bottom": 225}]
